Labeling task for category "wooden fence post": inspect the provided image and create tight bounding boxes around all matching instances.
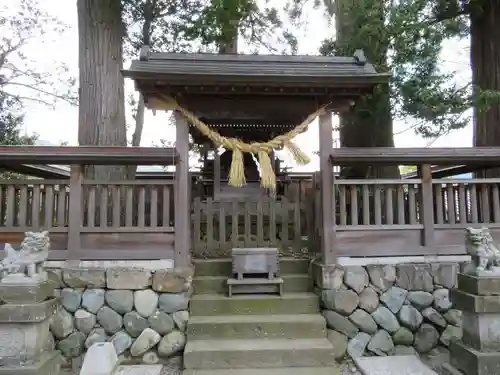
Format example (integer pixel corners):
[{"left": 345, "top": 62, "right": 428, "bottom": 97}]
[
  {"left": 67, "top": 164, "right": 83, "bottom": 260},
  {"left": 319, "top": 112, "right": 336, "bottom": 264},
  {"left": 418, "top": 164, "right": 435, "bottom": 250},
  {"left": 175, "top": 110, "right": 190, "bottom": 267}
]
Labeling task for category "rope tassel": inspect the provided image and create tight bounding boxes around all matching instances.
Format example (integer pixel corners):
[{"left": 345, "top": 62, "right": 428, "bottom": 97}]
[
  {"left": 258, "top": 151, "right": 276, "bottom": 190},
  {"left": 285, "top": 140, "right": 311, "bottom": 165},
  {"left": 228, "top": 148, "right": 246, "bottom": 187}
]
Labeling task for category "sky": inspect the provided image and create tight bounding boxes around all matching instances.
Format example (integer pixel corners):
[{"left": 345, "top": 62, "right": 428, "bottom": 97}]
[{"left": 8, "top": 0, "right": 472, "bottom": 172}]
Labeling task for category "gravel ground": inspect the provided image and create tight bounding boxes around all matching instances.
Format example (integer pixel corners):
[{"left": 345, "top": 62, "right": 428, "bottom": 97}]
[
  {"left": 61, "top": 349, "right": 449, "bottom": 375},
  {"left": 340, "top": 359, "right": 362, "bottom": 375}
]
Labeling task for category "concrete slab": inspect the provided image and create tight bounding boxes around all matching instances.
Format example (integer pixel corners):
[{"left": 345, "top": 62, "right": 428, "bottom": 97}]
[
  {"left": 184, "top": 338, "right": 335, "bottom": 369},
  {"left": 355, "top": 355, "right": 438, "bottom": 375},
  {"left": 80, "top": 343, "right": 118, "bottom": 375},
  {"left": 183, "top": 367, "right": 340, "bottom": 375},
  {"left": 114, "top": 365, "right": 163, "bottom": 375},
  {"left": 187, "top": 313, "right": 326, "bottom": 340}
]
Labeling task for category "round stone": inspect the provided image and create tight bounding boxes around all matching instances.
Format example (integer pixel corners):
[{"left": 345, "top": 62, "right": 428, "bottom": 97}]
[
  {"left": 157, "top": 330, "right": 186, "bottom": 358},
  {"left": 398, "top": 305, "right": 423, "bottom": 332},
  {"left": 392, "top": 327, "right": 414, "bottom": 346},
  {"left": 344, "top": 267, "right": 369, "bottom": 294},
  {"left": 367, "top": 330, "right": 394, "bottom": 356},
  {"left": 349, "top": 309, "right": 377, "bottom": 334},
  {"left": 322, "top": 289, "right": 359, "bottom": 316},
  {"left": 105, "top": 290, "right": 134, "bottom": 314},
  {"left": 124, "top": 311, "right": 150, "bottom": 338},
  {"left": 110, "top": 330, "right": 133, "bottom": 355},
  {"left": 158, "top": 293, "right": 189, "bottom": 313},
  {"left": 130, "top": 328, "right": 161, "bottom": 357},
  {"left": 74, "top": 309, "right": 97, "bottom": 335},
  {"left": 371, "top": 306, "right": 400, "bottom": 333},
  {"left": 358, "top": 287, "right": 379, "bottom": 313},
  {"left": 407, "top": 291, "right": 434, "bottom": 309},
  {"left": 148, "top": 310, "right": 175, "bottom": 335},
  {"left": 50, "top": 308, "right": 74, "bottom": 339},
  {"left": 85, "top": 327, "right": 107, "bottom": 349},
  {"left": 414, "top": 323, "right": 439, "bottom": 353},
  {"left": 57, "top": 331, "right": 86, "bottom": 358},
  {"left": 97, "top": 306, "right": 123, "bottom": 334},
  {"left": 82, "top": 289, "right": 105, "bottom": 314},
  {"left": 327, "top": 329, "right": 348, "bottom": 360},
  {"left": 172, "top": 310, "right": 189, "bottom": 332},
  {"left": 61, "top": 288, "right": 83, "bottom": 312},
  {"left": 433, "top": 289, "right": 452, "bottom": 312},
  {"left": 134, "top": 289, "right": 159, "bottom": 318}
]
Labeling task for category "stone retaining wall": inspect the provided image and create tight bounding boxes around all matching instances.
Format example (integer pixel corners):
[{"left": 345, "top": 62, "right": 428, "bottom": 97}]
[
  {"left": 45, "top": 265, "right": 192, "bottom": 371},
  {"left": 313, "top": 262, "right": 463, "bottom": 360}
]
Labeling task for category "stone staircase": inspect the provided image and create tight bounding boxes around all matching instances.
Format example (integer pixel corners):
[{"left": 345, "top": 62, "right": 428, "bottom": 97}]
[{"left": 183, "top": 257, "right": 340, "bottom": 375}]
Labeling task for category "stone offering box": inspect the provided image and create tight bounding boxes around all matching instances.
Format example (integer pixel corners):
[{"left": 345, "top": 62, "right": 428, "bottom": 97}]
[
  {"left": 228, "top": 248, "right": 283, "bottom": 296},
  {"left": 231, "top": 248, "right": 279, "bottom": 279}
]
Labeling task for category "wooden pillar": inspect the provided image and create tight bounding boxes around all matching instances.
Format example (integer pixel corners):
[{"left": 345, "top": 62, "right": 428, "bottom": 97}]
[
  {"left": 67, "top": 164, "right": 83, "bottom": 260},
  {"left": 418, "top": 164, "right": 435, "bottom": 250},
  {"left": 319, "top": 111, "right": 336, "bottom": 264},
  {"left": 214, "top": 147, "right": 220, "bottom": 199},
  {"left": 175, "top": 111, "right": 190, "bottom": 267}
]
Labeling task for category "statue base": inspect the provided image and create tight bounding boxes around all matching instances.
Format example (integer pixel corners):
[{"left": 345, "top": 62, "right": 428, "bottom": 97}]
[
  {"left": 445, "top": 272, "right": 500, "bottom": 375},
  {"left": 0, "top": 352, "right": 62, "bottom": 375},
  {"left": 0, "top": 280, "right": 53, "bottom": 304}
]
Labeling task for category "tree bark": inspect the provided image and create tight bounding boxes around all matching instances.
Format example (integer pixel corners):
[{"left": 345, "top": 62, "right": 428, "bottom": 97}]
[
  {"left": 334, "top": 0, "right": 399, "bottom": 179},
  {"left": 77, "top": 0, "right": 128, "bottom": 180},
  {"left": 471, "top": 2, "right": 500, "bottom": 177}
]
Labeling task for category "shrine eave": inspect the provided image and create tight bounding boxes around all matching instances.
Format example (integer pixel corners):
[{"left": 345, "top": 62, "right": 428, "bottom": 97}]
[{"left": 122, "top": 47, "right": 390, "bottom": 92}]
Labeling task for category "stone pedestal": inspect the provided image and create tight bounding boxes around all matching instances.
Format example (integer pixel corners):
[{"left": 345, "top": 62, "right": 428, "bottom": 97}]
[
  {"left": 0, "top": 281, "right": 62, "bottom": 375},
  {"left": 443, "top": 273, "right": 500, "bottom": 375}
]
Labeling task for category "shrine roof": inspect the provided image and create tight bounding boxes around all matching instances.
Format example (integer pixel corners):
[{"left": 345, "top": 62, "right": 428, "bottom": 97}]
[{"left": 123, "top": 47, "right": 389, "bottom": 88}]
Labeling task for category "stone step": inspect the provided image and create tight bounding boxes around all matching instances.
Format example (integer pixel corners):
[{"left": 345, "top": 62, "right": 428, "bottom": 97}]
[
  {"left": 114, "top": 365, "right": 163, "bottom": 375},
  {"left": 193, "top": 274, "right": 311, "bottom": 294},
  {"left": 183, "top": 367, "right": 340, "bottom": 375},
  {"left": 184, "top": 338, "right": 336, "bottom": 369},
  {"left": 187, "top": 313, "right": 326, "bottom": 340},
  {"left": 193, "top": 257, "right": 311, "bottom": 277},
  {"left": 355, "top": 355, "right": 438, "bottom": 375},
  {"left": 190, "top": 293, "right": 319, "bottom": 316}
]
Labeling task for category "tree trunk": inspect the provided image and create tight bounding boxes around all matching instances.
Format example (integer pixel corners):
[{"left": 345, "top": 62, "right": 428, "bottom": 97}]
[
  {"left": 334, "top": 0, "right": 399, "bottom": 179},
  {"left": 471, "top": 2, "right": 500, "bottom": 177},
  {"left": 77, "top": 0, "right": 128, "bottom": 180}
]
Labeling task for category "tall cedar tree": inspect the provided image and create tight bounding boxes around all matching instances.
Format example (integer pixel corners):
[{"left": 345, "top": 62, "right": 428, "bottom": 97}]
[{"left": 77, "top": 0, "right": 128, "bottom": 180}]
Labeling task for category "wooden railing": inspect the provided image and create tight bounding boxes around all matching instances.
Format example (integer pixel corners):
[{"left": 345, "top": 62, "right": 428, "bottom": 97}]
[
  {"left": 192, "top": 197, "right": 310, "bottom": 259},
  {"left": 0, "top": 146, "right": 190, "bottom": 263},
  {"left": 0, "top": 179, "right": 177, "bottom": 260},
  {"left": 315, "top": 147, "right": 500, "bottom": 261}
]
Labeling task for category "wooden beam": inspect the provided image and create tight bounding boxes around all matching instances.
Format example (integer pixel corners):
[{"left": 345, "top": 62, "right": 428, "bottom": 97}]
[
  {"left": 214, "top": 147, "right": 221, "bottom": 199},
  {"left": 319, "top": 112, "right": 336, "bottom": 264},
  {"left": 330, "top": 147, "right": 500, "bottom": 166},
  {"left": 174, "top": 111, "right": 190, "bottom": 267},
  {"left": 0, "top": 146, "right": 178, "bottom": 165},
  {"left": 418, "top": 164, "right": 435, "bottom": 250},
  {"left": 67, "top": 164, "right": 83, "bottom": 260}
]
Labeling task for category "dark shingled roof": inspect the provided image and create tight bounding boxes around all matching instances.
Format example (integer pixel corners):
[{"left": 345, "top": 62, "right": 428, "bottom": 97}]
[{"left": 123, "top": 47, "right": 389, "bottom": 87}]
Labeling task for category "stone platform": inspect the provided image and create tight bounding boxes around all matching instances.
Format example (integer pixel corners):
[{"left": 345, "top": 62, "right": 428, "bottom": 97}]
[
  {"left": 443, "top": 273, "right": 500, "bottom": 375},
  {"left": 355, "top": 355, "right": 437, "bottom": 375}
]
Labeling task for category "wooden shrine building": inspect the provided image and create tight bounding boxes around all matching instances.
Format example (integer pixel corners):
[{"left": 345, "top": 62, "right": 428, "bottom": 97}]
[{"left": 123, "top": 47, "right": 388, "bottom": 262}]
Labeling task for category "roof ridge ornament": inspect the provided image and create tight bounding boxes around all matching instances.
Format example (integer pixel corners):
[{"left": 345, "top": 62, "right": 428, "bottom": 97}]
[
  {"left": 140, "top": 45, "right": 151, "bottom": 61},
  {"left": 353, "top": 49, "right": 367, "bottom": 66}
]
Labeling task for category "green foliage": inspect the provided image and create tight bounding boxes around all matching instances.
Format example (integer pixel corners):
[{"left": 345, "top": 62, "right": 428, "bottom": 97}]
[
  {"left": 177, "top": 0, "right": 298, "bottom": 53},
  {"left": 320, "top": 0, "right": 472, "bottom": 138},
  {"left": 0, "top": 93, "right": 37, "bottom": 146}
]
